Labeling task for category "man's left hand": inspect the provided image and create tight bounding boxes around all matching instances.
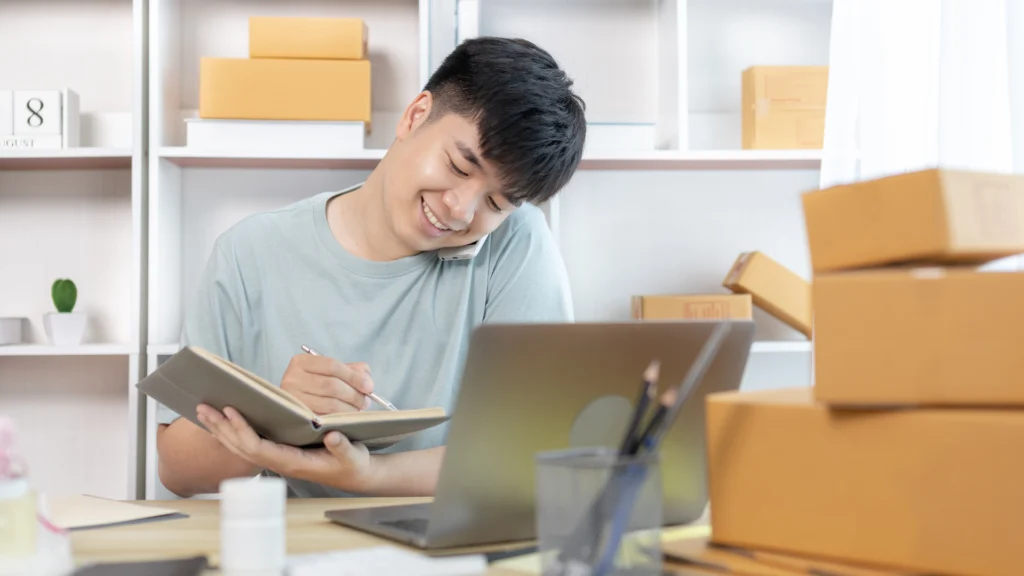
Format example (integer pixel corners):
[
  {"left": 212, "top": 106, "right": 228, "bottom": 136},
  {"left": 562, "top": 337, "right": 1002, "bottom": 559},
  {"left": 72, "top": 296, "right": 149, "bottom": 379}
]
[{"left": 195, "top": 404, "right": 376, "bottom": 493}]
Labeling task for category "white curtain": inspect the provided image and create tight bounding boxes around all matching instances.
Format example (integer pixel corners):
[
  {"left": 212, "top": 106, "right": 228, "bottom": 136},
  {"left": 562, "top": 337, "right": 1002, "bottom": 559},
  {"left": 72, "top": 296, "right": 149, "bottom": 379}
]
[{"left": 820, "top": 0, "right": 1024, "bottom": 189}]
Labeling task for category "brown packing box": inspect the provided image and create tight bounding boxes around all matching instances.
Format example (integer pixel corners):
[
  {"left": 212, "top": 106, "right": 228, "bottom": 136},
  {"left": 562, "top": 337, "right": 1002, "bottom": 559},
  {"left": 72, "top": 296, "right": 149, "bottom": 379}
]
[
  {"left": 706, "top": 387, "right": 1024, "bottom": 576},
  {"left": 199, "top": 58, "right": 371, "bottom": 126},
  {"left": 813, "top": 267, "right": 1024, "bottom": 406},
  {"left": 802, "top": 168, "right": 1024, "bottom": 273},
  {"left": 249, "top": 17, "right": 368, "bottom": 60},
  {"left": 631, "top": 294, "right": 753, "bottom": 320},
  {"left": 663, "top": 533, "right": 911, "bottom": 576},
  {"left": 742, "top": 66, "right": 828, "bottom": 150},
  {"left": 723, "top": 251, "right": 812, "bottom": 338}
]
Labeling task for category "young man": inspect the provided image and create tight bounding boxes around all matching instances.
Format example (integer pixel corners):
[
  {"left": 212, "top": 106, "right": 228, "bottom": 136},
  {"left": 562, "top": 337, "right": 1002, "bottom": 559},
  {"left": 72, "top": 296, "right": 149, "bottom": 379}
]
[{"left": 155, "top": 37, "right": 587, "bottom": 499}]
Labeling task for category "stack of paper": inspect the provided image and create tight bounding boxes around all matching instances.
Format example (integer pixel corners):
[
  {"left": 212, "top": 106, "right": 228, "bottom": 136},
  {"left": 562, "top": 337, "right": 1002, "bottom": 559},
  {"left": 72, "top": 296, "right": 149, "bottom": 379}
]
[{"left": 48, "top": 494, "right": 181, "bottom": 530}]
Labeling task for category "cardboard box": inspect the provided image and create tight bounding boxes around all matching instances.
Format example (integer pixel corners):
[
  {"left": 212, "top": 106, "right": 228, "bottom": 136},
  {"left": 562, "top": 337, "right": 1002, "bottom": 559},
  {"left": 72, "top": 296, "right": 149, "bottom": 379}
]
[
  {"left": 814, "top": 267, "right": 1024, "bottom": 406},
  {"left": 199, "top": 58, "right": 371, "bottom": 126},
  {"left": 631, "top": 294, "right": 752, "bottom": 321},
  {"left": 802, "top": 168, "right": 1024, "bottom": 273},
  {"left": 723, "top": 251, "right": 812, "bottom": 338},
  {"left": 663, "top": 533, "right": 907, "bottom": 576},
  {"left": 742, "top": 66, "right": 828, "bottom": 150},
  {"left": 249, "top": 17, "right": 368, "bottom": 60},
  {"left": 707, "top": 387, "right": 1024, "bottom": 576}
]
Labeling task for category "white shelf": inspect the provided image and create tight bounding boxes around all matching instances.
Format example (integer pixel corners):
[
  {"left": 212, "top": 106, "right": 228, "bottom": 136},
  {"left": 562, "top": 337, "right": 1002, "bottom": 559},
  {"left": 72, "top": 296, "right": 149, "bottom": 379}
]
[
  {"left": 156, "top": 147, "right": 820, "bottom": 171},
  {"left": 0, "top": 343, "right": 137, "bottom": 357},
  {"left": 579, "top": 149, "right": 822, "bottom": 170},
  {"left": 158, "top": 147, "right": 385, "bottom": 169},
  {"left": 0, "top": 148, "right": 133, "bottom": 170},
  {"left": 751, "top": 341, "right": 812, "bottom": 353}
]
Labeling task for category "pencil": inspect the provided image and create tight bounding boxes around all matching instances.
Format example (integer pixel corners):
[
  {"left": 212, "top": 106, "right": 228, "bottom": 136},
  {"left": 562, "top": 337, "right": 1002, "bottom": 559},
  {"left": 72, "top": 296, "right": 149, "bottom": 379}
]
[
  {"left": 301, "top": 345, "right": 398, "bottom": 411},
  {"left": 634, "top": 388, "right": 676, "bottom": 453},
  {"left": 643, "top": 322, "right": 730, "bottom": 452},
  {"left": 618, "top": 359, "right": 659, "bottom": 456}
]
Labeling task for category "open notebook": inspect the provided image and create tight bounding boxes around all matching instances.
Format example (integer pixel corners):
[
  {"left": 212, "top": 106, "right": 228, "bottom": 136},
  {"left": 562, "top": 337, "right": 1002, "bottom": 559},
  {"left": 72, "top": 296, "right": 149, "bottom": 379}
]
[{"left": 137, "top": 346, "right": 449, "bottom": 449}]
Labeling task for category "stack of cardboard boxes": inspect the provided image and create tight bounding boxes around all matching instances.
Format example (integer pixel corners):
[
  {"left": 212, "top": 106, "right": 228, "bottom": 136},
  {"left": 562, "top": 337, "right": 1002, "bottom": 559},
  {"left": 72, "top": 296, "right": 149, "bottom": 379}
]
[
  {"left": 198, "top": 16, "right": 372, "bottom": 130},
  {"left": 703, "top": 168, "right": 1024, "bottom": 575}
]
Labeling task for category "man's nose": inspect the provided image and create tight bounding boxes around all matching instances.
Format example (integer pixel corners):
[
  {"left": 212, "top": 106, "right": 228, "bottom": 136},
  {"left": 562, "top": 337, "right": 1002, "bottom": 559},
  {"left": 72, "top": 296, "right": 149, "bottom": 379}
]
[{"left": 442, "top": 187, "right": 480, "bottom": 228}]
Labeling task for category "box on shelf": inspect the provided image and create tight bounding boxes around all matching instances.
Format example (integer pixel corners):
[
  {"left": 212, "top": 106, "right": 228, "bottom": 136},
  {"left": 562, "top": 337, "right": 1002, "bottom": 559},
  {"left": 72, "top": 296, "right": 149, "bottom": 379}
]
[
  {"left": 0, "top": 88, "right": 79, "bottom": 150},
  {"left": 802, "top": 168, "right": 1024, "bottom": 273},
  {"left": 723, "top": 251, "right": 812, "bottom": 339},
  {"left": 185, "top": 118, "right": 366, "bottom": 155},
  {"left": 631, "top": 294, "right": 752, "bottom": 321},
  {"left": 0, "top": 318, "right": 26, "bottom": 346},
  {"left": 584, "top": 123, "right": 656, "bottom": 153},
  {"left": 249, "top": 17, "right": 367, "bottom": 60},
  {"left": 814, "top": 267, "right": 1024, "bottom": 406},
  {"left": 707, "top": 387, "right": 1024, "bottom": 576},
  {"left": 741, "top": 66, "right": 827, "bottom": 150},
  {"left": 199, "top": 58, "right": 371, "bottom": 127}
]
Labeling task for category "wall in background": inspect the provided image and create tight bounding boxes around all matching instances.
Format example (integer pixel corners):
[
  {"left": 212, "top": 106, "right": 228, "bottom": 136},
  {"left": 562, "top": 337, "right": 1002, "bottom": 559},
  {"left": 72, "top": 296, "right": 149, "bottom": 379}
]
[{"left": 2, "top": 0, "right": 831, "bottom": 500}]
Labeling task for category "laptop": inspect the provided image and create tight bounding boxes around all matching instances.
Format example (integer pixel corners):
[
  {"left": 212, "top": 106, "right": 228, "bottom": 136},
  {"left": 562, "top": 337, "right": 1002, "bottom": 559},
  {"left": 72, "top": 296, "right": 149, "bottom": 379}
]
[{"left": 325, "top": 320, "right": 754, "bottom": 552}]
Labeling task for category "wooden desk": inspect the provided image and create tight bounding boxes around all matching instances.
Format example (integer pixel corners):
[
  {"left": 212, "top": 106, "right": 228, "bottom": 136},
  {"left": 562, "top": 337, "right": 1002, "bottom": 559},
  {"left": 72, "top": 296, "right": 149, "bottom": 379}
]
[
  {"left": 70, "top": 498, "right": 533, "bottom": 575},
  {"left": 70, "top": 499, "right": 713, "bottom": 575}
]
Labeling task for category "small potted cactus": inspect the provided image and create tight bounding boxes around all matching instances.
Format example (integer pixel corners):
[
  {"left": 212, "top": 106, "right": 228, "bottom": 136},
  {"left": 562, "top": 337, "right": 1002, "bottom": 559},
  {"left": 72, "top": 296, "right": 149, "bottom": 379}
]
[{"left": 43, "top": 279, "right": 87, "bottom": 346}]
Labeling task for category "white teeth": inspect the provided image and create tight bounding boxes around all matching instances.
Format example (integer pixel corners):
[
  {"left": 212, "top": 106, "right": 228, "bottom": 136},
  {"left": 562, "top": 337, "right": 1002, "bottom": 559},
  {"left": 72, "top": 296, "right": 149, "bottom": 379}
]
[{"left": 422, "top": 200, "right": 450, "bottom": 231}]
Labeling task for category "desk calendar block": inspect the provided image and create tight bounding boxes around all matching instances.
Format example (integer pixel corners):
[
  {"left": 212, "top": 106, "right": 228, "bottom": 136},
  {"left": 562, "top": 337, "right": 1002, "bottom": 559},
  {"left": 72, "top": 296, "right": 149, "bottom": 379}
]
[
  {"left": 3, "top": 89, "right": 79, "bottom": 149},
  {"left": 0, "top": 90, "right": 12, "bottom": 137},
  {"left": 14, "top": 90, "right": 62, "bottom": 135}
]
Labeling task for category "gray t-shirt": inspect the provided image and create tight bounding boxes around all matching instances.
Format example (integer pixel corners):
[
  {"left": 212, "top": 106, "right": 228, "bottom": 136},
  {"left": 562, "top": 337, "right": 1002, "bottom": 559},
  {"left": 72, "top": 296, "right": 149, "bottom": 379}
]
[{"left": 156, "top": 184, "right": 573, "bottom": 497}]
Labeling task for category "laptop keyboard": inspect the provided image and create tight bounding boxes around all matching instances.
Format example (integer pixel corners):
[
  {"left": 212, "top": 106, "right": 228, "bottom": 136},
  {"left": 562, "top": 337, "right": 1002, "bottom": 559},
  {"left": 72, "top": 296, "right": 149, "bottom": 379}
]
[{"left": 379, "top": 517, "right": 430, "bottom": 535}]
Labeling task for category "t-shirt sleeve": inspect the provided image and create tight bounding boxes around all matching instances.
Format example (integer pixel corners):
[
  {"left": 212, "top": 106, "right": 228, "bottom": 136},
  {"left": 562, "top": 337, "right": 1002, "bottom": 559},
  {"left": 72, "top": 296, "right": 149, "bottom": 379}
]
[
  {"left": 482, "top": 206, "right": 574, "bottom": 323},
  {"left": 154, "top": 235, "right": 250, "bottom": 425}
]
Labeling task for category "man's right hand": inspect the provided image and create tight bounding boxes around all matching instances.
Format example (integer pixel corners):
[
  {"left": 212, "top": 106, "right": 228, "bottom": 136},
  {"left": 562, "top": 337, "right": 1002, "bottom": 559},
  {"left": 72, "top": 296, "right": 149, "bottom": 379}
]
[{"left": 281, "top": 354, "right": 375, "bottom": 414}]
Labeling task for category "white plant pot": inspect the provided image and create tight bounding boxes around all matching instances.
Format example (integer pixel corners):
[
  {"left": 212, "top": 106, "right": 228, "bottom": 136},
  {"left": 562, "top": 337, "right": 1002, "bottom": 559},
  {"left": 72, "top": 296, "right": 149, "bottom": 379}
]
[{"left": 43, "top": 312, "right": 87, "bottom": 346}]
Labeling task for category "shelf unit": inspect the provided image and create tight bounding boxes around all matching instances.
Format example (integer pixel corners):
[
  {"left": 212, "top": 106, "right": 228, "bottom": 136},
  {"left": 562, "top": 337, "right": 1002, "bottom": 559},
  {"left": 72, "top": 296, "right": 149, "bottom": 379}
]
[
  {"left": 0, "top": 0, "right": 148, "bottom": 501},
  {"left": 3, "top": 0, "right": 832, "bottom": 501}
]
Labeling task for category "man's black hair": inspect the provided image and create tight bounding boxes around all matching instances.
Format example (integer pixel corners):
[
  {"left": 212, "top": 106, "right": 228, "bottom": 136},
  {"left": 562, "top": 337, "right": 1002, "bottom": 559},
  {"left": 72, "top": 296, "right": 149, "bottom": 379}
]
[{"left": 423, "top": 36, "right": 587, "bottom": 206}]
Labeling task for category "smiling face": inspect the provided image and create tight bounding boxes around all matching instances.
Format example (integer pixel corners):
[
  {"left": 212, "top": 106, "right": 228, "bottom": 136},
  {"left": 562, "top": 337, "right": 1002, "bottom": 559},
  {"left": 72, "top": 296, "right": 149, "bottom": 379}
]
[{"left": 378, "top": 92, "right": 517, "bottom": 254}]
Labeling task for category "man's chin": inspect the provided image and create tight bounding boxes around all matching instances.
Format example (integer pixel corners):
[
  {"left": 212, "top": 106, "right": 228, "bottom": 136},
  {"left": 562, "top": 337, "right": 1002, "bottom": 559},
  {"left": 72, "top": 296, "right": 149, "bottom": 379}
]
[{"left": 406, "top": 230, "right": 478, "bottom": 253}]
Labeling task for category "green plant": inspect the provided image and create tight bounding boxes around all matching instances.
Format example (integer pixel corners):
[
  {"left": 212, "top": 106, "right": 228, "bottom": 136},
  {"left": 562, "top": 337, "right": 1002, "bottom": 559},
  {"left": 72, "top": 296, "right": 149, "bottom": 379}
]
[{"left": 51, "top": 279, "right": 77, "bottom": 313}]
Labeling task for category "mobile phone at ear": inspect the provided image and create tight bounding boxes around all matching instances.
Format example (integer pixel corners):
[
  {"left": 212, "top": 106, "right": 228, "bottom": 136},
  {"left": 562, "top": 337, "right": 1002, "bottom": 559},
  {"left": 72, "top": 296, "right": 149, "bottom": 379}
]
[{"left": 438, "top": 235, "right": 488, "bottom": 261}]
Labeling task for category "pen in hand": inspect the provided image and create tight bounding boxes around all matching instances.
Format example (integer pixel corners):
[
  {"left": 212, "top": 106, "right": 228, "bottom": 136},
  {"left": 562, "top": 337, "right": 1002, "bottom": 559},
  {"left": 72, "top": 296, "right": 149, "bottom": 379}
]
[{"left": 301, "top": 345, "right": 399, "bottom": 411}]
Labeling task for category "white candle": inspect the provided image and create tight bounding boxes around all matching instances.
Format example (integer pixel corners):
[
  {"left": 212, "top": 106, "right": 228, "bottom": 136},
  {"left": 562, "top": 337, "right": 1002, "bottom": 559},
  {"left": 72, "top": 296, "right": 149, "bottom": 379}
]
[{"left": 220, "top": 476, "right": 287, "bottom": 575}]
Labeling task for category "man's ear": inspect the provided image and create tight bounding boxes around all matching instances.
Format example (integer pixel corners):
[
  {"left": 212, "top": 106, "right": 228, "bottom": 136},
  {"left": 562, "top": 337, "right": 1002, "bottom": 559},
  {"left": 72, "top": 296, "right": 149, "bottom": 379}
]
[{"left": 396, "top": 91, "right": 433, "bottom": 140}]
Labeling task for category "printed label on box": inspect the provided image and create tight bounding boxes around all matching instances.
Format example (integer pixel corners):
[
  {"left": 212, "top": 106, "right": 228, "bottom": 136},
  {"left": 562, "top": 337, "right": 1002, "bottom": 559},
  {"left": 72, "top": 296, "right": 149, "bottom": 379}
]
[
  {"left": 14, "top": 91, "right": 62, "bottom": 135},
  {"left": 0, "top": 135, "right": 63, "bottom": 149}
]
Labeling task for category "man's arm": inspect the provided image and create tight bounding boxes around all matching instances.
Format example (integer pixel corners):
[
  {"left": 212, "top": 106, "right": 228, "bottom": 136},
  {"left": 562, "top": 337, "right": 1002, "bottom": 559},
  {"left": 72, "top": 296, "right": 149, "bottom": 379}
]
[
  {"left": 156, "top": 234, "right": 258, "bottom": 497},
  {"left": 358, "top": 446, "right": 445, "bottom": 497},
  {"left": 191, "top": 404, "right": 443, "bottom": 497},
  {"left": 156, "top": 420, "right": 261, "bottom": 497}
]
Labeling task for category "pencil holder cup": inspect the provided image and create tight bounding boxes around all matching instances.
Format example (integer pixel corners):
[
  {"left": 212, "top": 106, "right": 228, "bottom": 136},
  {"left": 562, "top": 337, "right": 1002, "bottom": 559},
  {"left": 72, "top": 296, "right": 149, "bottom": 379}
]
[{"left": 534, "top": 447, "right": 662, "bottom": 576}]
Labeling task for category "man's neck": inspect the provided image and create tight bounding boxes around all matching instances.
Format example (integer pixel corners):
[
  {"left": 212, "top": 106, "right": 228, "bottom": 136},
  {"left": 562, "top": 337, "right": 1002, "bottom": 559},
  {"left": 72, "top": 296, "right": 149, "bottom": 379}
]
[{"left": 327, "top": 173, "right": 416, "bottom": 262}]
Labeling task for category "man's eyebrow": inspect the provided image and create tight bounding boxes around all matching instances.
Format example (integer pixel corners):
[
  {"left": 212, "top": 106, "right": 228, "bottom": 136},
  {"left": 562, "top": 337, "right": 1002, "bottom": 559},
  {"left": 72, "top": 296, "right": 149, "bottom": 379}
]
[{"left": 455, "top": 140, "right": 482, "bottom": 169}]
